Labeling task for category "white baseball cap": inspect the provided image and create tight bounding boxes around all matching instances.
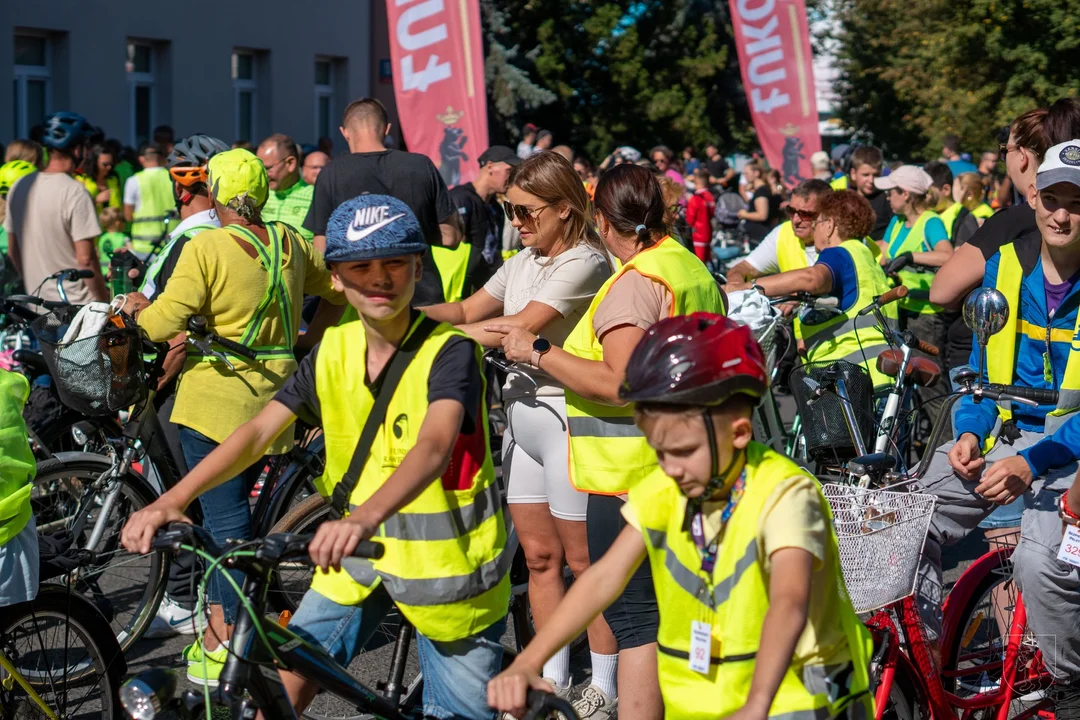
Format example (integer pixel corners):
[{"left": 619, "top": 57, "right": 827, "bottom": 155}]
[
  {"left": 1036, "top": 140, "right": 1080, "bottom": 190},
  {"left": 874, "top": 165, "right": 933, "bottom": 195},
  {"left": 810, "top": 151, "right": 830, "bottom": 170}
]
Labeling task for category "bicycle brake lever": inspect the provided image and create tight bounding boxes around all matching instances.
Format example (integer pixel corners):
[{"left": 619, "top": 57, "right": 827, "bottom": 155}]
[
  {"left": 210, "top": 349, "right": 236, "bottom": 372},
  {"left": 189, "top": 335, "right": 236, "bottom": 371}
]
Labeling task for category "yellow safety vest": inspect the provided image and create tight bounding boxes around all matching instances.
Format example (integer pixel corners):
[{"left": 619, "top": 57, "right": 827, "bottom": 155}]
[
  {"left": 130, "top": 168, "right": 176, "bottom": 255},
  {"left": 776, "top": 221, "right": 811, "bottom": 273},
  {"left": 972, "top": 203, "right": 993, "bottom": 220},
  {"left": 0, "top": 370, "right": 35, "bottom": 546},
  {"left": 830, "top": 176, "right": 849, "bottom": 191},
  {"left": 431, "top": 243, "right": 472, "bottom": 303},
  {"left": 311, "top": 314, "right": 510, "bottom": 642},
  {"left": 937, "top": 202, "right": 963, "bottom": 240},
  {"left": 630, "top": 442, "right": 874, "bottom": 720},
  {"left": 985, "top": 243, "right": 1080, "bottom": 450},
  {"left": 563, "top": 236, "right": 725, "bottom": 495},
  {"left": 802, "top": 240, "right": 898, "bottom": 388},
  {"left": 885, "top": 211, "right": 943, "bottom": 315}
]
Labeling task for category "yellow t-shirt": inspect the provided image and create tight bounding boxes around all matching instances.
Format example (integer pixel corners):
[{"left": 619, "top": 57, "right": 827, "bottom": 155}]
[
  {"left": 138, "top": 223, "right": 344, "bottom": 453},
  {"left": 622, "top": 474, "right": 849, "bottom": 668}
]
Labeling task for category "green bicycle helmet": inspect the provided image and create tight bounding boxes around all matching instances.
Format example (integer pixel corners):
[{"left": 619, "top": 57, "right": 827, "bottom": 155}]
[{"left": 0, "top": 160, "right": 36, "bottom": 197}]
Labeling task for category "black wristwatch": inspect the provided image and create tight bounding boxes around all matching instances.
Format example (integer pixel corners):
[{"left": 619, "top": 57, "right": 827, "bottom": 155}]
[{"left": 531, "top": 337, "right": 552, "bottom": 367}]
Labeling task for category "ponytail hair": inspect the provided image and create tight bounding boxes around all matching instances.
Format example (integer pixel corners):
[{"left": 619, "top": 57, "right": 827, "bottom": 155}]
[{"left": 593, "top": 163, "right": 667, "bottom": 247}]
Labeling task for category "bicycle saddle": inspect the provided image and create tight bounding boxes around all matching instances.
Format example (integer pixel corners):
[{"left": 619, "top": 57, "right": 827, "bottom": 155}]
[
  {"left": 876, "top": 349, "right": 941, "bottom": 388},
  {"left": 848, "top": 452, "right": 897, "bottom": 479}
]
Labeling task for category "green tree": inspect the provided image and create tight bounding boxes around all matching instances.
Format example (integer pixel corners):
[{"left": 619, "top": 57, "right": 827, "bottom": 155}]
[
  {"left": 485, "top": 0, "right": 755, "bottom": 161},
  {"left": 827, "top": 0, "right": 1080, "bottom": 159}
]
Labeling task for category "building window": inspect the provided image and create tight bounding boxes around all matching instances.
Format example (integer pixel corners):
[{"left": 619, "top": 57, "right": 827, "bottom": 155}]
[
  {"left": 233, "top": 50, "right": 258, "bottom": 144},
  {"left": 314, "top": 59, "right": 335, "bottom": 142},
  {"left": 13, "top": 34, "right": 51, "bottom": 138},
  {"left": 126, "top": 42, "right": 157, "bottom": 146}
]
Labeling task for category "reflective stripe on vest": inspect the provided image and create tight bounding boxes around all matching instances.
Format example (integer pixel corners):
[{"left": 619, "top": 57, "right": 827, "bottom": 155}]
[
  {"left": 130, "top": 168, "right": 176, "bottom": 253},
  {"left": 188, "top": 223, "right": 296, "bottom": 363},
  {"left": 563, "top": 236, "right": 725, "bottom": 495},
  {"left": 985, "top": 243, "right": 1080, "bottom": 450},
  {"left": 140, "top": 224, "right": 216, "bottom": 299},
  {"left": 801, "top": 240, "right": 898, "bottom": 387},
  {"left": 630, "top": 442, "right": 875, "bottom": 720},
  {"left": 938, "top": 203, "right": 963, "bottom": 240},
  {"left": 311, "top": 315, "right": 509, "bottom": 641},
  {"left": 885, "top": 211, "right": 942, "bottom": 314},
  {"left": 0, "top": 371, "right": 35, "bottom": 546},
  {"left": 776, "top": 221, "right": 810, "bottom": 274},
  {"left": 431, "top": 243, "right": 472, "bottom": 303}
]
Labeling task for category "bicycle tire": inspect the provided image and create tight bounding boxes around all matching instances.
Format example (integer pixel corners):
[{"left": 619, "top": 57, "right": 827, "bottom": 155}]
[
  {"left": 33, "top": 453, "right": 167, "bottom": 654},
  {"left": 941, "top": 548, "right": 1052, "bottom": 707},
  {"left": 880, "top": 658, "right": 928, "bottom": 720},
  {"left": 1, "top": 584, "right": 125, "bottom": 719},
  {"left": 266, "top": 494, "right": 425, "bottom": 720}
]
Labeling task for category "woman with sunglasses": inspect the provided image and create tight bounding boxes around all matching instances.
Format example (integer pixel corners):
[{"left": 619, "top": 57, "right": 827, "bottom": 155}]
[
  {"left": 487, "top": 163, "right": 724, "bottom": 720},
  {"left": 422, "top": 151, "right": 618, "bottom": 711}
]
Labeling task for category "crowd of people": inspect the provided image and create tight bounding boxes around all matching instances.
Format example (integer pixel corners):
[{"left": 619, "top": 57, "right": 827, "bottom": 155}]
[{"left": 2, "top": 90, "right": 1080, "bottom": 720}]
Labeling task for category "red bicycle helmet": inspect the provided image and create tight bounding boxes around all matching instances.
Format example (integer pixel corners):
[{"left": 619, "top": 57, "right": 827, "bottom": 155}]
[{"left": 620, "top": 313, "right": 767, "bottom": 406}]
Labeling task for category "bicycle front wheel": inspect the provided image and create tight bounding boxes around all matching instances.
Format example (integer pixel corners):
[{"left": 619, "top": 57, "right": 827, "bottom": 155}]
[
  {"left": 1, "top": 585, "right": 125, "bottom": 720},
  {"left": 33, "top": 452, "right": 167, "bottom": 653}
]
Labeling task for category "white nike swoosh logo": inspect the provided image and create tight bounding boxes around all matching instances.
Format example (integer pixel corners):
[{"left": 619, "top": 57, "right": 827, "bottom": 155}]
[{"left": 347, "top": 213, "right": 406, "bottom": 242}]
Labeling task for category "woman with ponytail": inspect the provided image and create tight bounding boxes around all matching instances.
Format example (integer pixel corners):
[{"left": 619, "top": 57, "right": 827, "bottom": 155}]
[{"left": 488, "top": 163, "right": 724, "bottom": 719}]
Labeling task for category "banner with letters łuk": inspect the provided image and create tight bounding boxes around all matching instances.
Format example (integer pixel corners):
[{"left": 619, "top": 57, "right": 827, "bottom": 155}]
[
  {"left": 385, "top": 0, "right": 488, "bottom": 188},
  {"left": 729, "top": 0, "right": 821, "bottom": 186}
]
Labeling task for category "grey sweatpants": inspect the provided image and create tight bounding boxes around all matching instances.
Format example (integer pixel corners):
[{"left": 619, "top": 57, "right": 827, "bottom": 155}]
[{"left": 915, "top": 429, "right": 1080, "bottom": 682}]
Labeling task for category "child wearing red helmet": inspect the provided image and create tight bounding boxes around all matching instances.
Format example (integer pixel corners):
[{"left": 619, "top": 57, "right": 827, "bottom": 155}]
[{"left": 489, "top": 314, "right": 874, "bottom": 720}]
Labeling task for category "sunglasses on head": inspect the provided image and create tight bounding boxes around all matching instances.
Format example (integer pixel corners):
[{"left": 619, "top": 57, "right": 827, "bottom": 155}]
[
  {"left": 503, "top": 201, "right": 551, "bottom": 223},
  {"left": 785, "top": 206, "right": 819, "bottom": 221}
]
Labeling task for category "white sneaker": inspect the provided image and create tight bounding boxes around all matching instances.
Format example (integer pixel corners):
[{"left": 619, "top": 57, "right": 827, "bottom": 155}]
[
  {"left": 143, "top": 596, "right": 200, "bottom": 638},
  {"left": 545, "top": 678, "right": 573, "bottom": 701},
  {"left": 571, "top": 685, "right": 617, "bottom": 719}
]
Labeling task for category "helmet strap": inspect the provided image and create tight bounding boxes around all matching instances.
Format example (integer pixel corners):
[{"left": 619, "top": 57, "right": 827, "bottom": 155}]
[{"left": 683, "top": 411, "right": 744, "bottom": 531}]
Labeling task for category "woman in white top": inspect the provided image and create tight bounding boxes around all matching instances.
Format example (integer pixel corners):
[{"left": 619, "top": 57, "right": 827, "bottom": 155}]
[{"left": 423, "top": 151, "right": 618, "bottom": 710}]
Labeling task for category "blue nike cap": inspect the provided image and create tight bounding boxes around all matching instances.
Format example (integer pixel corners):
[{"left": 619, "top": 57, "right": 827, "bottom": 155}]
[{"left": 324, "top": 194, "right": 428, "bottom": 263}]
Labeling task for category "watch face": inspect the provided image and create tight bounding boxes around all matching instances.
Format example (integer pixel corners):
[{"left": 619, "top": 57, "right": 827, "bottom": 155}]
[{"left": 533, "top": 337, "right": 552, "bottom": 353}]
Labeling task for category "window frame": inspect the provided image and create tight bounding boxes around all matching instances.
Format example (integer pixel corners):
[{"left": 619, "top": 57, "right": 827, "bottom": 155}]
[
  {"left": 314, "top": 58, "right": 335, "bottom": 144},
  {"left": 13, "top": 33, "right": 52, "bottom": 139},
  {"left": 233, "top": 50, "right": 258, "bottom": 143},
  {"left": 126, "top": 41, "right": 157, "bottom": 147}
]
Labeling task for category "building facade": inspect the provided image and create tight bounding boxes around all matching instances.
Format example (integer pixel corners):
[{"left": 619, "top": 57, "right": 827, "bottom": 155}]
[{"left": 2, "top": 0, "right": 389, "bottom": 154}]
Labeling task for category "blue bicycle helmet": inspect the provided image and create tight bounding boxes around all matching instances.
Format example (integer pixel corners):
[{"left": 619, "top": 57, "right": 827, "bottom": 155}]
[{"left": 39, "top": 112, "right": 94, "bottom": 151}]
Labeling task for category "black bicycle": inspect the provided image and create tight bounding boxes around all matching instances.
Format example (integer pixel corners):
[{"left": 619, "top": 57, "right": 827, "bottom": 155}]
[{"left": 120, "top": 523, "right": 579, "bottom": 720}]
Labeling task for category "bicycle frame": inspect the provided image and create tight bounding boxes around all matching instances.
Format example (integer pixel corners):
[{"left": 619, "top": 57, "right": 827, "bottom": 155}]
[{"left": 0, "top": 651, "right": 58, "bottom": 720}]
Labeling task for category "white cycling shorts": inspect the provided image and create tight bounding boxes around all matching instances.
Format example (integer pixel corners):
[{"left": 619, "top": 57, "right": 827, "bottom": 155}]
[{"left": 503, "top": 395, "right": 587, "bottom": 522}]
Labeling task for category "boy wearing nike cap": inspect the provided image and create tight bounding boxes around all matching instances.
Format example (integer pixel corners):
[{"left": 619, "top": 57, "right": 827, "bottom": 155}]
[{"left": 121, "top": 194, "right": 510, "bottom": 719}]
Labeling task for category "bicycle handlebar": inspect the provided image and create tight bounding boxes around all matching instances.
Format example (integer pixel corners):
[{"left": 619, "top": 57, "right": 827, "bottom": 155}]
[
  {"left": 914, "top": 338, "right": 940, "bottom": 356},
  {"left": 983, "top": 383, "right": 1058, "bottom": 406},
  {"left": 858, "top": 285, "right": 908, "bottom": 317},
  {"left": 769, "top": 293, "right": 839, "bottom": 308},
  {"left": 186, "top": 315, "right": 258, "bottom": 360},
  {"left": 523, "top": 690, "right": 580, "bottom": 720},
  {"left": 149, "top": 522, "right": 385, "bottom": 563}
]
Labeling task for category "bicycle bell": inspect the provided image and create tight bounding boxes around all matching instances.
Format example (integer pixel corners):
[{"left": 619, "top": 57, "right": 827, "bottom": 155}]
[{"left": 963, "top": 287, "right": 1009, "bottom": 348}]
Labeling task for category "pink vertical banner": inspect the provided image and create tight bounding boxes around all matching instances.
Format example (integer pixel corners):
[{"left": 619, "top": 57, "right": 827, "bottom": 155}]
[
  {"left": 386, "top": 0, "right": 488, "bottom": 187},
  {"left": 728, "top": 0, "right": 821, "bottom": 186}
]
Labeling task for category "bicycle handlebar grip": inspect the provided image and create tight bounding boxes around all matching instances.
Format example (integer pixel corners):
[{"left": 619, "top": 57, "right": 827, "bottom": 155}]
[
  {"left": 524, "top": 690, "right": 579, "bottom": 720},
  {"left": 210, "top": 334, "right": 258, "bottom": 361},
  {"left": 878, "top": 285, "right": 909, "bottom": 306},
  {"left": 994, "top": 384, "right": 1059, "bottom": 405},
  {"left": 12, "top": 350, "right": 47, "bottom": 373},
  {"left": 65, "top": 269, "right": 95, "bottom": 280},
  {"left": 916, "top": 339, "right": 940, "bottom": 356},
  {"left": 352, "top": 540, "right": 385, "bottom": 560}
]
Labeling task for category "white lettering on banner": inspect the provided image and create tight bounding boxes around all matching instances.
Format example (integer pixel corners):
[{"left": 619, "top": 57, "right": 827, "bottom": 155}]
[
  {"left": 394, "top": 0, "right": 452, "bottom": 93},
  {"left": 736, "top": 0, "right": 790, "bottom": 114}
]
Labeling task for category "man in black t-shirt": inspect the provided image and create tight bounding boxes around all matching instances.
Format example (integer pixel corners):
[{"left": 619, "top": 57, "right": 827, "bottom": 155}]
[
  {"left": 704, "top": 143, "right": 736, "bottom": 191},
  {"left": 303, "top": 98, "right": 462, "bottom": 305},
  {"left": 448, "top": 145, "right": 519, "bottom": 293}
]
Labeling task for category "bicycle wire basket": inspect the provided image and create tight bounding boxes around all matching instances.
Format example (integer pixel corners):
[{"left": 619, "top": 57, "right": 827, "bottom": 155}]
[
  {"left": 789, "top": 359, "right": 874, "bottom": 463},
  {"left": 754, "top": 317, "right": 782, "bottom": 377},
  {"left": 824, "top": 484, "right": 935, "bottom": 613},
  {"left": 31, "top": 305, "right": 147, "bottom": 415}
]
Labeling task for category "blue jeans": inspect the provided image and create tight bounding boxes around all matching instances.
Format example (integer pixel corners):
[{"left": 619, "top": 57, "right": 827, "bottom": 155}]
[
  {"left": 179, "top": 426, "right": 262, "bottom": 625},
  {"left": 948, "top": 365, "right": 1024, "bottom": 530},
  {"left": 290, "top": 587, "right": 506, "bottom": 719}
]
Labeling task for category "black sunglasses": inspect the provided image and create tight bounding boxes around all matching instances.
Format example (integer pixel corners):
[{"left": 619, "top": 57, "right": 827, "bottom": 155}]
[{"left": 503, "top": 201, "right": 550, "bottom": 223}]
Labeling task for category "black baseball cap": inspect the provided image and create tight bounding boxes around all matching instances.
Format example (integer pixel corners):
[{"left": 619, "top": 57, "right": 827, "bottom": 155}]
[{"left": 478, "top": 145, "right": 521, "bottom": 167}]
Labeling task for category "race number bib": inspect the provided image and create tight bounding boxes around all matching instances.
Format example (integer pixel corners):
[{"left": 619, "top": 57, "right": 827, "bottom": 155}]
[
  {"left": 1057, "top": 525, "right": 1080, "bottom": 569},
  {"left": 689, "top": 620, "right": 712, "bottom": 674}
]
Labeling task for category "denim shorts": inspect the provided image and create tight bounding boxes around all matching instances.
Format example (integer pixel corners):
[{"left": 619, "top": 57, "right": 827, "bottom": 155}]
[
  {"left": 947, "top": 366, "right": 1024, "bottom": 530},
  {"left": 289, "top": 587, "right": 505, "bottom": 720}
]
